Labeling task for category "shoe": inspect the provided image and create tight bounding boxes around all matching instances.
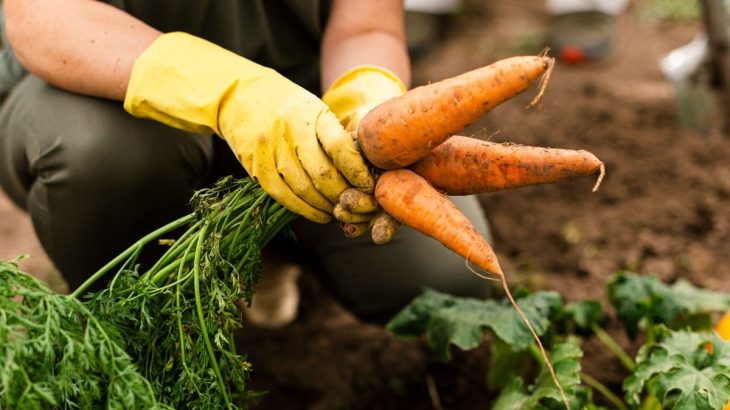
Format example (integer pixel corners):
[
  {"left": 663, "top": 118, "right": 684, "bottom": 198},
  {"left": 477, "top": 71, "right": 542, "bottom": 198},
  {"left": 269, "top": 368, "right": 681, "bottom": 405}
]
[
  {"left": 547, "top": 11, "right": 619, "bottom": 64},
  {"left": 240, "top": 263, "right": 301, "bottom": 329}
]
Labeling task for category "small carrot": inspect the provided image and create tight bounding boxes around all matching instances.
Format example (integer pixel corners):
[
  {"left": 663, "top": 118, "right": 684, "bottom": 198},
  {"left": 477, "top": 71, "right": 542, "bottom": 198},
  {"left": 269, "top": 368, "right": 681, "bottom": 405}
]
[
  {"left": 375, "top": 169, "right": 502, "bottom": 275},
  {"left": 358, "top": 56, "right": 554, "bottom": 170},
  {"left": 409, "top": 135, "right": 605, "bottom": 195},
  {"left": 374, "top": 169, "right": 570, "bottom": 409}
]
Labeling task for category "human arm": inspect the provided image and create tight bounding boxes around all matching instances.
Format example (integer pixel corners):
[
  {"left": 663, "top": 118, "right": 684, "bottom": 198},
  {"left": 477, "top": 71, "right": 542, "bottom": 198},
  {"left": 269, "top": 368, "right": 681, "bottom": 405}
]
[
  {"left": 4, "top": 0, "right": 159, "bottom": 100},
  {"left": 5, "top": 0, "right": 373, "bottom": 224},
  {"left": 319, "top": 0, "right": 410, "bottom": 240},
  {"left": 321, "top": 0, "right": 410, "bottom": 90}
]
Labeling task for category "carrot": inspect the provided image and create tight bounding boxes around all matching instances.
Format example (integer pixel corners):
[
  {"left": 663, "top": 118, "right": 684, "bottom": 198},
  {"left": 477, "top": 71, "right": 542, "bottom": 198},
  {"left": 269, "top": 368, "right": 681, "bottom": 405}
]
[
  {"left": 358, "top": 56, "right": 554, "bottom": 170},
  {"left": 409, "top": 135, "right": 605, "bottom": 195},
  {"left": 374, "top": 168, "right": 570, "bottom": 410},
  {"left": 375, "top": 169, "right": 502, "bottom": 275}
]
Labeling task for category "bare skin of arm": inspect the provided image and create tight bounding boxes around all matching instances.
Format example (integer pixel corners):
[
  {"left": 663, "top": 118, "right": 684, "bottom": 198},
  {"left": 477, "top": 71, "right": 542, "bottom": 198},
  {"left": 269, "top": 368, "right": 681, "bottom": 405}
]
[
  {"left": 321, "top": 0, "right": 411, "bottom": 90},
  {"left": 5, "top": 0, "right": 409, "bottom": 100},
  {"left": 5, "top": 0, "right": 160, "bottom": 100}
]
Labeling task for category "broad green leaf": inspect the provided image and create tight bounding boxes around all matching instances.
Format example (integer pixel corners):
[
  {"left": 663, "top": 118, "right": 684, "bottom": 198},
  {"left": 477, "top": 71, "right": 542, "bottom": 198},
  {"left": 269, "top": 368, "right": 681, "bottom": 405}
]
[
  {"left": 387, "top": 289, "right": 562, "bottom": 361},
  {"left": 555, "top": 300, "right": 606, "bottom": 335},
  {"left": 624, "top": 327, "right": 730, "bottom": 409},
  {"left": 607, "top": 271, "right": 730, "bottom": 339},
  {"left": 491, "top": 338, "right": 595, "bottom": 410},
  {"left": 488, "top": 340, "right": 529, "bottom": 391}
]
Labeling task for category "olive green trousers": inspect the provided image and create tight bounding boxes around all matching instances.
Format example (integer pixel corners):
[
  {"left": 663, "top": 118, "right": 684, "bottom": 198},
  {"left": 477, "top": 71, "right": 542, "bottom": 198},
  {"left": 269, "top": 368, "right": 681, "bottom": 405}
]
[{"left": 0, "top": 76, "right": 492, "bottom": 319}]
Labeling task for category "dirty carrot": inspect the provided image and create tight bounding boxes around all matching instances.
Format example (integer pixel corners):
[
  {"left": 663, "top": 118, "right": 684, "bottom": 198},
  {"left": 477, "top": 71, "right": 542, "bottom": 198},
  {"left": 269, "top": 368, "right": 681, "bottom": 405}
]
[
  {"left": 409, "top": 135, "right": 605, "bottom": 195},
  {"left": 374, "top": 169, "right": 570, "bottom": 409},
  {"left": 358, "top": 55, "right": 554, "bottom": 169}
]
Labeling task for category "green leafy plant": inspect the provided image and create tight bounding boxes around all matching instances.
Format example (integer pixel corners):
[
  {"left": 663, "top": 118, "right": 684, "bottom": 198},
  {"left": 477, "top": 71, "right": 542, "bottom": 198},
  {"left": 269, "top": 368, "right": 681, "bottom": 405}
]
[
  {"left": 0, "top": 177, "right": 295, "bottom": 409},
  {"left": 608, "top": 271, "right": 730, "bottom": 339},
  {"left": 387, "top": 272, "right": 730, "bottom": 409},
  {"left": 0, "top": 258, "right": 162, "bottom": 409},
  {"left": 492, "top": 338, "right": 600, "bottom": 410},
  {"left": 386, "top": 288, "right": 562, "bottom": 361},
  {"left": 624, "top": 327, "right": 730, "bottom": 409}
]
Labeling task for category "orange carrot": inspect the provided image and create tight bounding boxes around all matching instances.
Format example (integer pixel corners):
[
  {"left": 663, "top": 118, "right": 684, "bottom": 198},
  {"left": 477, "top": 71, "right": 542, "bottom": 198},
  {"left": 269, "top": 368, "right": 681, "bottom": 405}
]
[
  {"left": 375, "top": 169, "right": 503, "bottom": 275},
  {"left": 358, "top": 56, "right": 553, "bottom": 170},
  {"left": 374, "top": 169, "right": 569, "bottom": 409},
  {"left": 409, "top": 135, "right": 605, "bottom": 195}
]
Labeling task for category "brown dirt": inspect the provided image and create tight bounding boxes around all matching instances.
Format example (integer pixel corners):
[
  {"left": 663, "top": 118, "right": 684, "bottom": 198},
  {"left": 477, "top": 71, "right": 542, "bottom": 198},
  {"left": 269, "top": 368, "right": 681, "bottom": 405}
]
[{"left": 2, "top": 1, "right": 729, "bottom": 408}]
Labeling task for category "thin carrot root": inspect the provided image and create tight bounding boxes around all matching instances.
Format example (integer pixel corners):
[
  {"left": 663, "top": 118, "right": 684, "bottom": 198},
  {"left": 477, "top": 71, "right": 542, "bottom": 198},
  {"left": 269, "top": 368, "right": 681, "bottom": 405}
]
[
  {"left": 527, "top": 57, "right": 555, "bottom": 109},
  {"left": 358, "top": 56, "right": 553, "bottom": 169},
  {"left": 409, "top": 136, "right": 604, "bottom": 195},
  {"left": 592, "top": 163, "right": 606, "bottom": 192},
  {"left": 500, "top": 278, "right": 570, "bottom": 410}
]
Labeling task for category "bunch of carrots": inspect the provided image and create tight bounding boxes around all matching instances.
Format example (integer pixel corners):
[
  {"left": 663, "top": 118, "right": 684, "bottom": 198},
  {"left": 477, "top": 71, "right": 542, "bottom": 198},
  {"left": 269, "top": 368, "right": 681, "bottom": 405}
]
[
  {"left": 1, "top": 54, "right": 604, "bottom": 409},
  {"left": 337, "top": 54, "right": 604, "bottom": 409}
]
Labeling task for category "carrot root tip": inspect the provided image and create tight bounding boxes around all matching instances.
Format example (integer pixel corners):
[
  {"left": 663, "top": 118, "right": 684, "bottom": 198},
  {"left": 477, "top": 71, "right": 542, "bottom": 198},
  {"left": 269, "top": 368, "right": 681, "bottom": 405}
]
[
  {"left": 527, "top": 57, "right": 555, "bottom": 110},
  {"left": 592, "top": 162, "right": 606, "bottom": 192}
]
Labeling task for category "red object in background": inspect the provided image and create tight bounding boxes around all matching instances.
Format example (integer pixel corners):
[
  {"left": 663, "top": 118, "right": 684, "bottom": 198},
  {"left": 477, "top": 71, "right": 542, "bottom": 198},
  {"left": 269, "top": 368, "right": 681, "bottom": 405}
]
[{"left": 560, "top": 46, "right": 586, "bottom": 64}]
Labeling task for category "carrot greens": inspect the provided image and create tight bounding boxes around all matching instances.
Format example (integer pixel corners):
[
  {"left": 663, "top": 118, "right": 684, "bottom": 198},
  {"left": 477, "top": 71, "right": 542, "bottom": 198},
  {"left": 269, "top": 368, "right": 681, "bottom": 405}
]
[{"left": 1, "top": 177, "right": 295, "bottom": 409}]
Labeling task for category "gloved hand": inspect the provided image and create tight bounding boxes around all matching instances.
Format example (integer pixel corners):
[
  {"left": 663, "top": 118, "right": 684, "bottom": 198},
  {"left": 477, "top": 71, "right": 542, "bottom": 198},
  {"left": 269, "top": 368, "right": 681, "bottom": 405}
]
[
  {"left": 124, "top": 32, "right": 374, "bottom": 223},
  {"left": 322, "top": 66, "right": 406, "bottom": 241}
]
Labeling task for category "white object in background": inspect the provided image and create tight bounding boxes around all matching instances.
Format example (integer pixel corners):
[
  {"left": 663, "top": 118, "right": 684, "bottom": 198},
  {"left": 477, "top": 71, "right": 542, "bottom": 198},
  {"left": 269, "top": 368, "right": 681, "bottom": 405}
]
[
  {"left": 404, "top": 0, "right": 460, "bottom": 14},
  {"left": 660, "top": 34, "right": 708, "bottom": 82},
  {"left": 660, "top": 34, "right": 711, "bottom": 133},
  {"left": 546, "top": 0, "right": 629, "bottom": 16}
]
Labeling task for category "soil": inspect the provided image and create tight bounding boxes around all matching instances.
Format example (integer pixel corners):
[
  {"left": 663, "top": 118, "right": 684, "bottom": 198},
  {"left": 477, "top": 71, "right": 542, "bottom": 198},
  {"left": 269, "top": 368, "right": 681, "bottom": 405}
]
[{"left": 2, "top": 1, "right": 729, "bottom": 409}]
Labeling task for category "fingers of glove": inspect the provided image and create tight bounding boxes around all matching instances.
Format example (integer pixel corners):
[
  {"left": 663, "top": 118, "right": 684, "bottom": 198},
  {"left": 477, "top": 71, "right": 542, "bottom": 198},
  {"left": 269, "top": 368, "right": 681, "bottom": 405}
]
[
  {"left": 316, "top": 111, "right": 375, "bottom": 194},
  {"left": 251, "top": 147, "right": 332, "bottom": 224},
  {"left": 340, "top": 222, "right": 369, "bottom": 239},
  {"left": 339, "top": 188, "right": 379, "bottom": 214},
  {"left": 370, "top": 211, "right": 400, "bottom": 245},
  {"left": 275, "top": 140, "right": 335, "bottom": 214},
  {"left": 288, "top": 119, "right": 351, "bottom": 204},
  {"left": 333, "top": 203, "right": 376, "bottom": 223}
]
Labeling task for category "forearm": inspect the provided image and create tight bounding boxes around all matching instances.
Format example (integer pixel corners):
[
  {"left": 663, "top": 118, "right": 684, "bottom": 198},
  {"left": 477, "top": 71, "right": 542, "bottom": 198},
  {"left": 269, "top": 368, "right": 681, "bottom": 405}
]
[
  {"left": 320, "top": 0, "right": 411, "bottom": 90},
  {"left": 5, "top": 0, "right": 160, "bottom": 100}
]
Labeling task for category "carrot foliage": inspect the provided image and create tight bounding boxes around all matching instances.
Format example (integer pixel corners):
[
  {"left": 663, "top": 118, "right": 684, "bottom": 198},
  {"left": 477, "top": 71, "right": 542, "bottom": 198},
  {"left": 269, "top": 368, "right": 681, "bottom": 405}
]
[
  {"left": 0, "top": 177, "right": 296, "bottom": 409},
  {"left": 0, "top": 258, "right": 162, "bottom": 409}
]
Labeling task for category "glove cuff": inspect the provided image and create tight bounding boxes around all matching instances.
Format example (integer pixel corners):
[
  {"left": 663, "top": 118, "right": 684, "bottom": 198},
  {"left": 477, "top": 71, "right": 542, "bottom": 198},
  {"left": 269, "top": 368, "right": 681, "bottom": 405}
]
[
  {"left": 322, "top": 65, "right": 406, "bottom": 132},
  {"left": 124, "top": 32, "right": 274, "bottom": 136}
]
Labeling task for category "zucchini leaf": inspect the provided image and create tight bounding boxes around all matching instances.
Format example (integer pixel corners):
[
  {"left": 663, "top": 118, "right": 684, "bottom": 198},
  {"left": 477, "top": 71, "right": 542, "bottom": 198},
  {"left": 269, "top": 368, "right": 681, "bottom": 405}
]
[
  {"left": 624, "top": 327, "right": 730, "bottom": 409},
  {"left": 386, "top": 288, "right": 561, "bottom": 361},
  {"left": 607, "top": 271, "right": 730, "bottom": 339}
]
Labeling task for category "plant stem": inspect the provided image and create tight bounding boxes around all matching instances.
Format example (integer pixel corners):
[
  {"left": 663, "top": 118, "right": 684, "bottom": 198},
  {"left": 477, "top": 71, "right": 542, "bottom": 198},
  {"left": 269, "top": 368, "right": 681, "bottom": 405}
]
[
  {"left": 175, "top": 239, "right": 202, "bottom": 396},
  {"left": 71, "top": 214, "right": 195, "bottom": 298},
  {"left": 591, "top": 323, "right": 635, "bottom": 371},
  {"left": 580, "top": 372, "right": 628, "bottom": 410},
  {"left": 192, "top": 224, "right": 232, "bottom": 410}
]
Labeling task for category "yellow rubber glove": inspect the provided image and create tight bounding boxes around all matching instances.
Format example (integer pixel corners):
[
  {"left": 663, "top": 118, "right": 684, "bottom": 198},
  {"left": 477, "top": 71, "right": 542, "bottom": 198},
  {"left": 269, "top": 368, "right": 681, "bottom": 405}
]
[
  {"left": 323, "top": 65, "right": 406, "bottom": 134},
  {"left": 124, "top": 32, "right": 374, "bottom": 223},
  {"left": 322, "top": 66, "right": 406, "bottom": 242}
]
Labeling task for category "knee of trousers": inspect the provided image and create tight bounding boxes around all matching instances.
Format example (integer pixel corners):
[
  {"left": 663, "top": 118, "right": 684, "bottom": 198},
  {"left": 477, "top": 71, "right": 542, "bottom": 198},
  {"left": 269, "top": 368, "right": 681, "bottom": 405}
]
[
  {"left": 0, "top": 76, "right": 214, "bottom": 201},
  {"left": 291, "top": 195, "right": 494, "bottom": 321}
]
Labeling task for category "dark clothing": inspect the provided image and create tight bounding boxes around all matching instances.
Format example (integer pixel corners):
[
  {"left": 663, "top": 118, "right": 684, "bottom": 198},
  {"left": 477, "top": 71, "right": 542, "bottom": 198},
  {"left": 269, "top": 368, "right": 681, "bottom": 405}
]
[
  {"left": 105, "top": 0, "right": 328, "bottom": 93},
  {"left": 0, "top": 1, "right": 492, "bottom": 319}
]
